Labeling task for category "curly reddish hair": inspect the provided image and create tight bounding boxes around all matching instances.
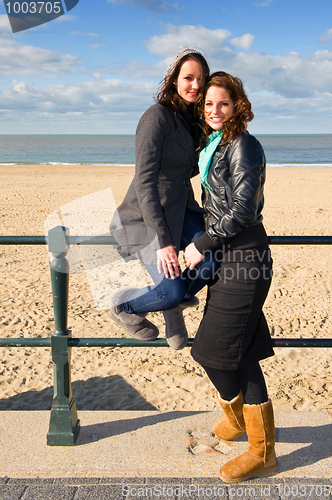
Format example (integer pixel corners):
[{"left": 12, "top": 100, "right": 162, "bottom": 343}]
[{"left": 202, "top": 71, "right": 254, "bottom": 145}]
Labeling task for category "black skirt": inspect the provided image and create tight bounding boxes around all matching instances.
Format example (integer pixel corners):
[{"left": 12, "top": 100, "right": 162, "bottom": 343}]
[{"left": 191, "top": 223, "right": 274, "bottom": 370}]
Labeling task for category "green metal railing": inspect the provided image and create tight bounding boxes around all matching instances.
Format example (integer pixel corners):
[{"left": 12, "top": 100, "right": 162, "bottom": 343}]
[{"left": 0, "top": 227, "right": 331, "bottom": 445}]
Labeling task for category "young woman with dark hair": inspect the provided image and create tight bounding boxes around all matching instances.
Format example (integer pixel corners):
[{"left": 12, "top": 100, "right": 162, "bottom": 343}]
[
  {"left": 184, "top": 72, "right": 277, "bottom": 482},
  {"left": 109, "top": 49, "right": 218, "bottom": 350}
]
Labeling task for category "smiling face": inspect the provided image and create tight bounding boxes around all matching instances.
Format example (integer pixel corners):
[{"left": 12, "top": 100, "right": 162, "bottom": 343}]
[
  {"left": 175, "top": 59, "right": 203, "bottom": 104},
  {"left": 204, "top": 85, "right": 235, "bottom": 131}
]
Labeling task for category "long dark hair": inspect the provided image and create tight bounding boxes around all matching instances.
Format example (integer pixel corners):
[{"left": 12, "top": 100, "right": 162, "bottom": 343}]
[
  {"left": 155, "top": 53, "right": 210, "bottom": 115},
  {"left": 202, "top": 71, "right": 254, "bottom": 145}
]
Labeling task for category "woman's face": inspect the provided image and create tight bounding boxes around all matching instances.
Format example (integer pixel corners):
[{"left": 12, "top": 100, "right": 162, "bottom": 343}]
[
  {"left": 204, "top": 86, "right": 235, "bottom": 131},
  {"left": 175, "top": 60, "right": 203, "bottom": 104}
]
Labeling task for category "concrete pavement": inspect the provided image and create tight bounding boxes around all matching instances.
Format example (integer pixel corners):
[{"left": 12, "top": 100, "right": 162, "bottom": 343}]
[{"left": 1, "top": 409, "right": 332, "bottom": 498}]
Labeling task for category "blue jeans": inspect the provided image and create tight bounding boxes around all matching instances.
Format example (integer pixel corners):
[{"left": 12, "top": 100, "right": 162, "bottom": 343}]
[{"left": 123, "top": 208, "right": 219, "bottom": 314}]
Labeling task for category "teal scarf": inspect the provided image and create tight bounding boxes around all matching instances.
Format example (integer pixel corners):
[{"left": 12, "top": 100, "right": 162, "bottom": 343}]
[{"left": 199, "top": 131, "right": 223, "bottom": 190}]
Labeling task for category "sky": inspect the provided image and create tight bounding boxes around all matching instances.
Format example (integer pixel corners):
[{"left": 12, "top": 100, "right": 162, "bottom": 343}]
[{"left": 0, "top": 0, "right": 332, "bottom": 134}]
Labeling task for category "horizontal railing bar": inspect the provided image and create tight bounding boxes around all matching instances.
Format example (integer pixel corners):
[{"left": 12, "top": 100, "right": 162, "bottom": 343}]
[
  {"left": 1, "top": 338, "right": 332, "bottom": 348},
  {"left": 272, "top": 338, "right": 332, "bottom": 348},
  {"left": 67, "top": 236, "right": 117, "bottom": 245},
  {"left": 268, "top": 236, "right": 332, "bottom": 245},
  {"left": 0, "top": 338, "right": 52, "bottom": 347},
  {"left": 69, "top": 338, "right": 332, "bottom": 348},
  {"left": 67, "top": 338, "right": 332, "bottom": 348},
  {"left": 0, "top": 235, "right": 118, "bottom": 245},
  {"left": 0, "top": 236, "right": 47, "bottom": 245},
  {"left": 69, "top": 338, "right": 190, "bottom": 347},
  {"left": 0, "top": 235, "right": 332, "bottom": 246}
]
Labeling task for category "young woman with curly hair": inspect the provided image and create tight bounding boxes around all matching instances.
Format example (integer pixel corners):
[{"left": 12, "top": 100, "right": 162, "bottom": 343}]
[{"left": 184, "top": 72, "right": 277, "bottom": 482}]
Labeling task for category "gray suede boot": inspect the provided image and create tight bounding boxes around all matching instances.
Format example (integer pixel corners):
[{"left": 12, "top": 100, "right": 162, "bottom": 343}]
[
  {"left": 163, "top": 296, "right": 199, "bottom": 350},
  {"left": 109, "top": 287, "right": 159, "bottom": 341}
]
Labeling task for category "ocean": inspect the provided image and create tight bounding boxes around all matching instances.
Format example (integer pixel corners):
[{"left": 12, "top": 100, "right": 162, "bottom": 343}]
[{"left": 0, "top": 134, "right": 331, "bottom": 167}]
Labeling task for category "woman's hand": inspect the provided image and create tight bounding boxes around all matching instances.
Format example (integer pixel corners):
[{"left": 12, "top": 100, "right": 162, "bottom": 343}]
[
  {"left": 184, "top": 243, "right": 204, "bottom": 270},
  {"left": 157, "top": 245, "right": 179, "bottom": 279}
]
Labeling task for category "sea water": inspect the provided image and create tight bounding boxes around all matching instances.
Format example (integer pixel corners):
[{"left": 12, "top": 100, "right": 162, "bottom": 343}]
[{"left": 0, "top": 134, "right": 331, "bottom": 167}]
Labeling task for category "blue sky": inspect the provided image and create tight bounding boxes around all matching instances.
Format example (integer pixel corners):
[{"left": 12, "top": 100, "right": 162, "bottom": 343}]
[{"left": 1, "top": 0, "right": 332, "bottom": 134}]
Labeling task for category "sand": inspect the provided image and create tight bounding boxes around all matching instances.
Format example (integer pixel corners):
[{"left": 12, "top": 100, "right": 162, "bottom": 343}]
[{"left": 0, "top": 164, "right": 332, "bottom": 414}]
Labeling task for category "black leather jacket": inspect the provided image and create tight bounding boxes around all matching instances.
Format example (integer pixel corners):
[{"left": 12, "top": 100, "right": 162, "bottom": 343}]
[{"left": 194, "top": 131, "right": 266, "bottom": 253}]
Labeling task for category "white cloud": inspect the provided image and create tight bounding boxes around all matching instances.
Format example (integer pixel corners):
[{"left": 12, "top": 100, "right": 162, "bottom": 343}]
[
  {"left": 101, "top": 59, "right": 170, "bottom": 79},
  {"left": 1, "top": 76, "right": 331, "bottom": 134},
  {"left": 320, "top": 28, "right": 332, "bottom": 43},
  {"left": 0, "top": 14, "right": 12, "bottom": 34},
  {"left": 220, "top": 49, "right": 332, "bottom": 98},
  {"left": 248, "top": 91, "right": 332, "bottom": 133},
  {"left": 91, "top": 44, "right": 104, "bottom": 49},
  {"left": 71, "top": 31, "right": 99, "bottom": 37},
  {"left": 254, "top": 0, "right": 274, "bottom": 6},
  {"left": 0, "top": 77, "right": 156, "bottom": 133},
  {"left": 230, "top": 34, "right": 254, "bottom": 51},
  {"left": 146, "top": 24, "right": 232, "bottom": 57},
  {"left": 141, "top": 25, "right": 332, "bottom": 99},
  {"left": 0, "top": 77, "right": 155, "bottom": 116},
  {"left": 1, "top": 21, "right": 332, "bottom": 133},
  {"left": 0, "top": 39, "right": 83, "bottom": 77},
  {"left": 54, "top": 14, "right": 77, "bottom": 22},
  {"left": 107, "top": 0, "right": 183, "bottom": 13}
]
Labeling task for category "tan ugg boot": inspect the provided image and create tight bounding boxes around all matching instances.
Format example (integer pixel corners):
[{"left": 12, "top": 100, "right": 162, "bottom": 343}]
[
  {"left": 213, "top": 392, "right": 246, "bottom": 440},
  {"left": 219, "top": 399, "right": 277, "bottom": 483}
]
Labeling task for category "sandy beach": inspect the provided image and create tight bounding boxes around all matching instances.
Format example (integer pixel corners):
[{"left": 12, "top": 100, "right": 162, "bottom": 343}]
[{"left": 0, "top": 164, "right": 332, "bottom": 414}]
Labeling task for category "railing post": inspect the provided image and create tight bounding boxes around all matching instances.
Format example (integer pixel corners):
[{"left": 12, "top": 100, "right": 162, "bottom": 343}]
[{"left": 47, "top": 226, "right": 80, "bottom": 446}]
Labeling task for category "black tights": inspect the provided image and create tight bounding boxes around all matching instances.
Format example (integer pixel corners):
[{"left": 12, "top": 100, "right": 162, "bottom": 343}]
[{"left": 202, "top": 362, "right": 268, "bottom": 405}]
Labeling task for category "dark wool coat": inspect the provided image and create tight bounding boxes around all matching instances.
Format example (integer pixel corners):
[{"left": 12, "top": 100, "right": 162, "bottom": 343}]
[{"left": 110, "top": 103, "right": 201, "bottom": 262}]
